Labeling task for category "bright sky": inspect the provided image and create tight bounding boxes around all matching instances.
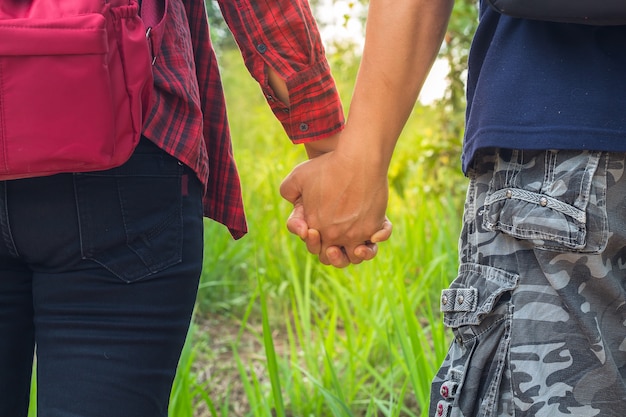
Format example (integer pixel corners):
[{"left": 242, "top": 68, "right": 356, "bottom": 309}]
[{"left": 316, "top": 0, "right": 448, "bottom": 104}]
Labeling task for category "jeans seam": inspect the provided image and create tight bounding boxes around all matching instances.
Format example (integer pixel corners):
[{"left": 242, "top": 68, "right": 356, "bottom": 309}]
[{"left": 0, "top": 183, "right": 19, "bottom": 258}]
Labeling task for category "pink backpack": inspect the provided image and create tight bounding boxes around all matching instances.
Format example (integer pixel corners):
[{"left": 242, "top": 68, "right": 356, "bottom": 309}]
[{"left": 0, "top": 0, "right": 166, "bottom": 180}]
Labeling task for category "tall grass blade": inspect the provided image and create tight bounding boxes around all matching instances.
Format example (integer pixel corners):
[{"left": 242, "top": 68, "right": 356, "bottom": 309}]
[{"left": 258, "top": 272, "right": 286, "bottom": 417}]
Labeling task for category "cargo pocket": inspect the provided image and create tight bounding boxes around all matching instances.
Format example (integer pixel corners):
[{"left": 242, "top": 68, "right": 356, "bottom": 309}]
[
  {"left": 430, "top": 263, "right": 518, "bottom": 417},
  {"left": 483, "top": 149, "right": 608, "bottom": 253}
]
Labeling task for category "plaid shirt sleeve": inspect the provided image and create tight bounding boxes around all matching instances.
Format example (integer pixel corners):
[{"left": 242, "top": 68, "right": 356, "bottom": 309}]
[
  {"left": 148, "top": 0, "right": 344, "bottom": 239},
  {"left": 217, "top": 0, "right": 346, "bottom": 142}
]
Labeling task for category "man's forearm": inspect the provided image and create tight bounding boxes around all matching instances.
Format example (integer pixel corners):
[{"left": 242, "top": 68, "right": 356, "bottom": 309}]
[{"left": 337, "top": 0, "right": 455, "bottom": 172}]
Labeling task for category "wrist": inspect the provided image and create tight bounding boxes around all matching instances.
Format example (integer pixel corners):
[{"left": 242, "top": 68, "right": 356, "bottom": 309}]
[
  {"left": 334, "top": 130, "right": 392, "bottom": 175},
  {"left": 304, "top": 133, "right": 340, "bottom": 158}
]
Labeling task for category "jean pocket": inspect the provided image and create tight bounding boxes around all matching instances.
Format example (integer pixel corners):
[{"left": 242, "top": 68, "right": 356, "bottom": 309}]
[
  {"left": 483, "top": 149, "right": 608, "bottom": 253},
  {"left": 74, "top": 142, "right": 184, "bottom": 283},
  {"left": 430, "top": 263, "right": 518, "bottom": 417}
]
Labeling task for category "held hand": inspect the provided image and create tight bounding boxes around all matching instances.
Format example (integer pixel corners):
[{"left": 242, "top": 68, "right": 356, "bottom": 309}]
[
  {"left": 286, "top": 204, "right": 392, "bottom": 267},
  {"left": 281, "top": 150, "right": 391, "bottom": 266}
]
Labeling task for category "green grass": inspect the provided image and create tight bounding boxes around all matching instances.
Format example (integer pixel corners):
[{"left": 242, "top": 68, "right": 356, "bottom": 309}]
[
  {"left": 180, "top": 48, "right": 466, "bottom": 416},
  {"left": 187, "top": 181, "right": 462, "bottom": 416}
]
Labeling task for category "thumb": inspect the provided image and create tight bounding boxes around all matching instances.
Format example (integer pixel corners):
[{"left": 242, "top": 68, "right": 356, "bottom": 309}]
[
  {"left": 370, "top": 217, "right": 393, "bottom": 243},
  {"left": 286, "top": 204, "right": 309, "bottom": 240},
  {"left": 280, "top": 168, "right": 303, "bottom": 204}
]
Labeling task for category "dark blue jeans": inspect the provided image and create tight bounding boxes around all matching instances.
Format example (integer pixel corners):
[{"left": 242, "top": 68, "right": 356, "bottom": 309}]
[{"left": 0, "top": 138, "right": 204, "bottom": 417}]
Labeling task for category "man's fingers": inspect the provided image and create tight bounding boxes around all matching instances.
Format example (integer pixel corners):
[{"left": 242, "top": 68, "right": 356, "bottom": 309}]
[
  {"left": 370, "top": 218, "right": 393, "bottom": 243},
  {"left": 353, "top": 242, "right": 378, "bottom": 261},
  {"left": 351, "top": 217, "right": 391, "bottom": 261},
  {"left": 325, "top": 246, "right": 351, "bottom": 268}
]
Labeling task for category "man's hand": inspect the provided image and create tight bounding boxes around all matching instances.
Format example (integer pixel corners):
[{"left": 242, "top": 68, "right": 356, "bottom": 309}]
[
  {"left": 278, "top": 0, "right": 453, "bottom": 267},
  {"left": 280, "top": 148, "right": 391, "bottom": 266}
]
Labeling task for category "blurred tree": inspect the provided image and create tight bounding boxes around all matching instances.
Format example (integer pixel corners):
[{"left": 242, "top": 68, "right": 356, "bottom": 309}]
[
  {"left": 327, "top": 0, "right": 479, "bottom": 196},
  {"left": 421, "top": 0, "right": 478, "bottom": 195},
  {"left": 318, "top": 0, "right": 478, "bottom": 136},
  {"left": 205, "top": 0, "right": 478, "bottom": 196},
  {"left": 424, "top": 0, "right": 478, "bottom": 196},
  {"left": 206, "top": 0, "right": 236, "bottom": 50},
  {"left": 326, "top": 0, "right": 478, "bottom": 113},
  {"left": 437, "top": 0, "right": 478, "bottom": 142}
]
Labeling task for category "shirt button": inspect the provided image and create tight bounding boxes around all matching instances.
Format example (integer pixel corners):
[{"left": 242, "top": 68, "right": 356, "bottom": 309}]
[
  {"left": 505, "top": 189, "right": 513, "bottom": 199},
  {"left": 539, "top": 197, "right": 548, "bottom": 207},
  {"left": 299, "top": 123, "right": 309, "bottom": 132},
  {"left": 441, "top": 295, "right": 448, "bottom": 306},
  {"left": 457, "top": 295, "right": 464, "bottom": 305},
  {"left": 256, "top": 43, "right": 267, "bottom": 53}
]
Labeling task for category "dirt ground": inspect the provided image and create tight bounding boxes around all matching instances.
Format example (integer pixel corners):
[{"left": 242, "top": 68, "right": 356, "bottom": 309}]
[{"left": 192, "top": 314, "right": 271, "bottom": 417}]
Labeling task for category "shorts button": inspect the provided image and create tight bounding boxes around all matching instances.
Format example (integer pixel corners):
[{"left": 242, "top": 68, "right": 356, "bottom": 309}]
[
  {"left": 440, "top": 381, "right": 459, "bottom": 400},
  {"left": 435, "top": 400, "right": 452, "bottom": 417}
]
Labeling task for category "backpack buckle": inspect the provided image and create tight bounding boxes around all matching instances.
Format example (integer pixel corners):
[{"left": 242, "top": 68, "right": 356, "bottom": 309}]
[{"left": 146, "top": 27, "right": 157, "bottom": 65}]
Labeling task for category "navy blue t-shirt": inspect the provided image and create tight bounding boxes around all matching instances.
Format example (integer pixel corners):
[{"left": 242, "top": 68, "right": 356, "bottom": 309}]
[{"left": 462, "top": 1, "right": 626, "bottom": 172}]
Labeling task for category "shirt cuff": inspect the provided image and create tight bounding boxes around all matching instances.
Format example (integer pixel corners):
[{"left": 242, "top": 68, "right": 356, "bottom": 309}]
[{"left": 264, "top": 61, "right": 345, "bottom": 143}]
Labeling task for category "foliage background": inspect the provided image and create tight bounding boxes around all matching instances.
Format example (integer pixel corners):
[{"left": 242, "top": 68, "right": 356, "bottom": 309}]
[
  {"left": 29, "top": 2, "right": 479, "bottom": 417},
  {"left": 185, "top": 1, "right": 479, "bottom": 416}
]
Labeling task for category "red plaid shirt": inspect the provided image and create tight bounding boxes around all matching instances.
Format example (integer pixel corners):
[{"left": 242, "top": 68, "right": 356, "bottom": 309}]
[{"left": 142, "top": 0, "right": 345, "bottom": 239}]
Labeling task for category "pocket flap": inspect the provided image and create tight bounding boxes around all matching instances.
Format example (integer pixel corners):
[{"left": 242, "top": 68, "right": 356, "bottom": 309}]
[
  {"left": 0, "top": 14, "right": 107, "bottom": 56},
  {"left": 442, "top": 263, "right": 518, "bottom": 328}
]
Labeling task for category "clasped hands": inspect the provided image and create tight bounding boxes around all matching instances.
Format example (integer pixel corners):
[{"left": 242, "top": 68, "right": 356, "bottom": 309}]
[{"left": 280, "top": 148, "right": 392, "bottom": 268}]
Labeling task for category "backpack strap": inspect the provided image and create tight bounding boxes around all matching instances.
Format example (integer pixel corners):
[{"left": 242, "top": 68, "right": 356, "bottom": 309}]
[{"left": 141, "top": 0, "right": 168, "bottom": 64}]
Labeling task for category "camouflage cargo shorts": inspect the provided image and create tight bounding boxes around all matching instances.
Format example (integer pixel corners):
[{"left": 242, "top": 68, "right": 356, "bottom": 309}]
[{"left": 429, "top": 149, "right": 626, "bottom": 417}]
